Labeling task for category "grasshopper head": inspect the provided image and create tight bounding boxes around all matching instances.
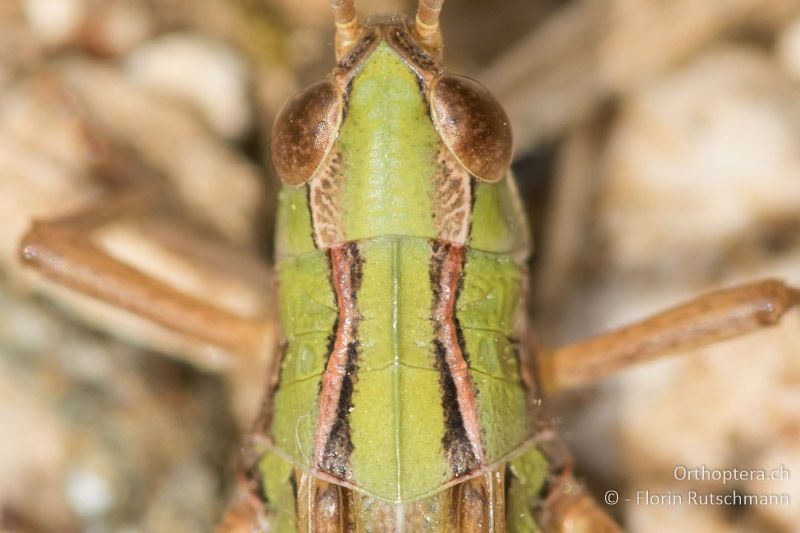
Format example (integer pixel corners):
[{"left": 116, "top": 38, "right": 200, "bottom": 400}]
[
  {"left": 272, "top": 6, "right": 512, "bottom": 189},
  {"left": 272, "top": 1, "right": 522, "bottom": 256}
]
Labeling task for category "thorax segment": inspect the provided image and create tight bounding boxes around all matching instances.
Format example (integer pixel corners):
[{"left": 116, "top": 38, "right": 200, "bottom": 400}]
[{"left": 271, "top": 236, "right": 536, "bottom": 501}]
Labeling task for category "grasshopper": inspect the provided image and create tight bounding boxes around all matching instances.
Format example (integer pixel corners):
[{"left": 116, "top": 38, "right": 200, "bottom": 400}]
[{"left": 19, "top": 0, "right": 800, "bottom": 531}]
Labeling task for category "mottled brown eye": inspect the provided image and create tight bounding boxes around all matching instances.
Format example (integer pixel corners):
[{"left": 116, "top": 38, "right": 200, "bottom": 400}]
[
  {"left": 430, "top": 75, "right": 512, "bottom": 183},
  {"left": 271, "top": 79, "right": 343, "bottom": 185}
]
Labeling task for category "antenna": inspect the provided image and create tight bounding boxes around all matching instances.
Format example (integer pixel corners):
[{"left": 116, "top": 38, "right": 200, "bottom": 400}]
[
  {"left": 415, "top": 0, "right": 444, "bottom": 51},
  {"left": 331, "top": 0, "right": 361, "bottom": 60}
]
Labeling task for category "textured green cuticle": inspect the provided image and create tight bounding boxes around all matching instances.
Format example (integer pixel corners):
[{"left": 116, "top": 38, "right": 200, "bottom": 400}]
[
  {"left": 470, "top": 176, "right": 530, "bottom": 256},
  {"left": 507, "top": 446, "right": 550, "bottom": 532},
  {"left": 275, "top": 185, "right": 316, "bottom": 258},
  {"left": 257, "top": 450, "right": 297, "bottom": 533},
  {"left": 338, "top": 42, "right": 438, "bottom": 242},
  {"left": 269, "top": 36, "right": 538, "bottom": 509},
  {"left": 271, "top": 235, "right": 531, "bottom": 502}
]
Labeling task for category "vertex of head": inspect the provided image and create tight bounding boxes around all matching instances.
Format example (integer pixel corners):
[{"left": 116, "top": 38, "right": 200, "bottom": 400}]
[{"left": 330, "top": 0, "right": 445, "bottom": 65}]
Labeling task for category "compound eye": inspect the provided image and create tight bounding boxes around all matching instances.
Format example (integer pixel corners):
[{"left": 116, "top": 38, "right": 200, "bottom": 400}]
[
  {"left": 430, "top": 75, "right": 512, "bottom": 183},
  {"left": 271, "top": 79, "right": 343, "bottom": 185}
]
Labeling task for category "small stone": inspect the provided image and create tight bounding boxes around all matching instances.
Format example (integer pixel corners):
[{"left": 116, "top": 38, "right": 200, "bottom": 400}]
[
  {"left": 25, "top": 0, "right": 84, "bottom": 46},
  {"left": 84, "top": 1, "right": 152, "bottom": 56},
  {"left": 126, "top": 33, "right": 251, "bottom": 139},
  {"left": 66, "top": 468, "right": 114, "bottom": 518},
  {"left": 599, "top": 46, "right": 800, "bottom": 276}
]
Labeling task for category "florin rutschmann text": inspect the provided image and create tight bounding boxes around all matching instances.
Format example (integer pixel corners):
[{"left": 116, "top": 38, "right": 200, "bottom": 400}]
[{"left": 602, "top": 464, "right": 793, "bottom": 508}]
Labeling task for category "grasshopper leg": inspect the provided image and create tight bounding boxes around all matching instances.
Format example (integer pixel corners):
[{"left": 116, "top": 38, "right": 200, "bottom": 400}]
[
  {"left": 215, "top": 466, "right": 271, "bottom": 533},
  {"left": 506, "top": 442, "right": 622, "bottom": 533},
  {"left": 18, "top": 190, "right": 275, "bottom": 368},
  {"left": 536, "top": 468, "right": 622, "bottom": 533},
  {"left": 541, "top": 279, "right": 800, "bottom": 391}
]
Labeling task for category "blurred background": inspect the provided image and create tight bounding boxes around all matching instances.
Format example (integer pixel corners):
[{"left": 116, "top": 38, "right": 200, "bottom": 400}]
[{"left": 1, "top": 0, "right": 799, "bottom": 531}]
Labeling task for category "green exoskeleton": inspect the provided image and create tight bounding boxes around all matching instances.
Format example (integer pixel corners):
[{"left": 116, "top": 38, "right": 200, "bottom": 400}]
[
  {"left": 212, "top": 1, "right": 800, "bottom": 531},
  {"left": 223, "top": 1, "right": 621, "bottom": 531},
  {"left": 19, "top": 1, "right": 800, "bottom": 531}
]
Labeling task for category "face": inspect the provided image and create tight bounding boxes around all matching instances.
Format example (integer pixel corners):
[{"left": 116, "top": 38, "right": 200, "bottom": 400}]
[{"left": 271, "top": 17, "right": 526, "bottom": 256}]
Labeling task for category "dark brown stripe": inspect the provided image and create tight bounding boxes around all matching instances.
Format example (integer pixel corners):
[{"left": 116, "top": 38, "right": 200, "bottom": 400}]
[
  {"left": 429, "top": 241, "right": 484, "bottom": 476},
  {"left": 321, "top": 341, "right": 358, "bottom": 477},
  {"left": 384, "top": 22, "right": 440, "bottom": 76},
  {"left": 313, "top": 242, "right": 363, "bottom": 479},
  {"left": 433, "top": 339, "right": 478, "bottom": 476},
  {"left": 334, "top": 27, "right": 379, "bottom": 77}
]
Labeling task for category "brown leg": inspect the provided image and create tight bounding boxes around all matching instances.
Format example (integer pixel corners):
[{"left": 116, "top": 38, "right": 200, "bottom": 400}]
[
  {"left": 215, "top": 468, "right": 270, "bottom": 533},
  {"left": 537, "top": 468, "right": 622, "bottom": 533},
  {"left": 18, "top": 191, "right": 274, "bottom": 365},
  {"left": 541, "top": 279, "right": 800, "bottom": 391}
]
